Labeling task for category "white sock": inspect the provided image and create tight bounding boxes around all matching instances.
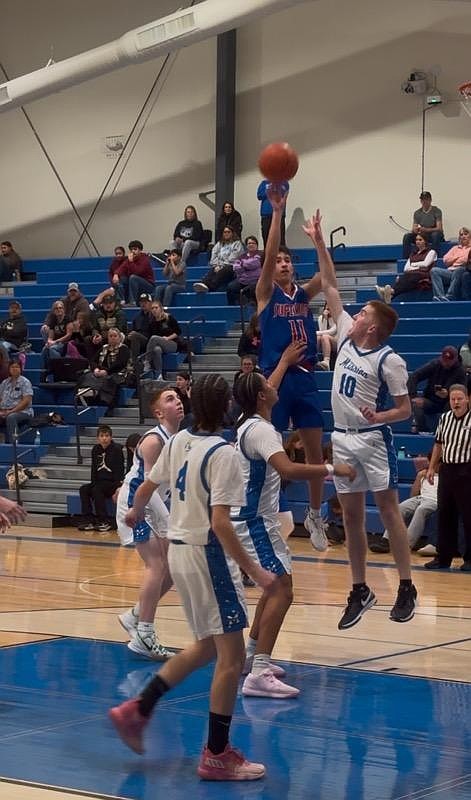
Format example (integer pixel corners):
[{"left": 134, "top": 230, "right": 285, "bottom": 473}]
[
  {"left": 309, "top": 507, "right": 321, "bottom": 519},
  {"left": 252, "top": 653, "right": 271, "bottom": 676},
  {"left": 137, "top": 621, "right": 154, "bottom": 637},
  {"left": 245, "top": 636, "right": 257, "bottom": 659},
  {"left": 132, "top": 603, "right": 140, "bottom": 618}
]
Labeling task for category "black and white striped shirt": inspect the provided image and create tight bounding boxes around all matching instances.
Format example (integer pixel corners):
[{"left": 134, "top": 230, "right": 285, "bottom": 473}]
[{"left": 436, "top": 409, "right": 471, "bottom": 464}]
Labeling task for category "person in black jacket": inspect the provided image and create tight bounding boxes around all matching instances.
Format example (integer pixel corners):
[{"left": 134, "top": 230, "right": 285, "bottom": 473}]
[
  {"left": 0, "top": 301, "right": 28, "bottom": 354},
  {"left": 237, "top": 313, "right": 261, "bottom": 358},
  {"left": 408, "top": 345, "right": 466, "bottom": 432},
  {"left": 78, "top": 424, "right": 124, "bottom": 532},
  {"left": 169, "top": 205, "right": 203, "bottom": 266},
  {"left": 127, "top": 293, "right": 154, "bottom": 365},
  {"left": 144, "top": 301, "right": 182, "bottom": 380},
  {"left": 215, "top": 201, "right": 243, "bottom": 242}
]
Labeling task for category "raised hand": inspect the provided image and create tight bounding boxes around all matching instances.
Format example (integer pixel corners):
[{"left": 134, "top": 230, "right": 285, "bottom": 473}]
[
  {"left": 302, "top": 209, "right": 324, "bottom": 247},
  {"left": 279, "top": 341, "right": 307, "bottom": 366},
  {"left": 266, "top": 183, "right": 288, "bottom": 213}
]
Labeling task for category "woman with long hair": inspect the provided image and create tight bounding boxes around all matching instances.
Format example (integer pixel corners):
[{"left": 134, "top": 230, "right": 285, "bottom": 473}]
[
  {"left": 144, "top": 301, "right": 182, "bottom": 380},
  {"left": 193, "top": 226, "right": 244, "bottom": 293},
  {"left": 376, "top": 232, "right": 437, "bottom": 304},
  {"left": 170, "top": 205, "right": 204, "bottom": 266},
  {"left": 215, "top": 201, "right": 243, "bottom": 242}
]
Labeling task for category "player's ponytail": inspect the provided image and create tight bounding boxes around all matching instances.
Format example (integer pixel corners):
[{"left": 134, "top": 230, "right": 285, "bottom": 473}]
[{"left": 233, "top": 372, "right": 265, "bottom": 429}]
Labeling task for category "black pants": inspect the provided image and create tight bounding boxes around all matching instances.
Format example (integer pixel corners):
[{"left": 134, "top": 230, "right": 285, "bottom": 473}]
[
  {"left": 437, "top": 463, "right": 471, "bottom": 565},
  {"left": 128, "top": 331, "right": 147, "bottom": 362},
  {"left": 393, "top": 270, "right": 430, "bottom": 297},
  {"left": 261, "top": 215, "right": 286, "bottom": 248},
  {"left": 202, "top": 264, "right": 234, "bottom": 291},
  {"left": 79, "top": 481, "right": 119, "bottom": 522}
]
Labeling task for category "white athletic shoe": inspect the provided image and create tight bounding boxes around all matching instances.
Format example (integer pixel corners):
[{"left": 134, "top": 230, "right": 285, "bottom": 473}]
[
  {"left": 118, "top": 607, "right": 139, "bottom": 635},
  {"left": 417, "top": 543, "right": 438, "bottom": 557},
  {"left": 242, "top": 669, "right": 299, "bottom": 699},
  {"left": 193, "top": 282, "right": 208, "bottom": 293},
  {"left": 375, "top": 285, "right": 385, "bottom": 300},
  {"left": 242, "top": 656, "right": 286, "bottom": 678},
  {"left": 317, "top": 359, "right": 330, "bottom": 371},
  {"left": 304, "top": 513, "right": 329, "bottom": 552},
  {"left": 127, "top": 630, "right": 172, "bottom": 661},
  {"left": 383, "top": 284, "right": 393, "bottom": 304}
]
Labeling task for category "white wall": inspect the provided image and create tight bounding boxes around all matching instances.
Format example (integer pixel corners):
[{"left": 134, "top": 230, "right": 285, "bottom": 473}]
[{"left": 1, "top": 0, "right": 471, "bottom": 256}]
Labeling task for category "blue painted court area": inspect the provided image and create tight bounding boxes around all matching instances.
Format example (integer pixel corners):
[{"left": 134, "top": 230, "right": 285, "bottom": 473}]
[{"left": 0, "top": 639, "right": 469, "bottom": 800}]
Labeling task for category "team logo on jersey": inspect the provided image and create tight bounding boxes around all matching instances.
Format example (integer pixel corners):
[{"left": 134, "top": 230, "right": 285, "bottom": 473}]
[{"left": 338, "top": 356, "right": 368, "bottom": 379}]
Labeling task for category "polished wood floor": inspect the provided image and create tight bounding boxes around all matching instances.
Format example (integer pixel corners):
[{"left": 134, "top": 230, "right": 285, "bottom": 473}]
[{"left": 0, "top": 524, "right": 469, "bottom": 798}]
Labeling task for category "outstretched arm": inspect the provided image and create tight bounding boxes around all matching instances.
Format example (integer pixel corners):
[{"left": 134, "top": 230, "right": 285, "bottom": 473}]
[
  {"left": 255, "top": 187, "right": 287, "bottom": 311},
  {"left": 303, "top": 210, "right": 344, "bottom": 321}
]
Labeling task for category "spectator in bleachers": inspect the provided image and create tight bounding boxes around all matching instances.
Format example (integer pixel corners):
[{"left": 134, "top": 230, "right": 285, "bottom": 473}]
[
  {"left": 0, "top": 361, "right": 33, "bottom": 442},
  {"left": 316, "top": 303, "right": 337, "bottom": 370},
  {"left": 369, "top": 456, "right": 439, "bottom": 553},
  {"left": 0, "top": 347, "right": 9, "bottom": 382},
  {"left": 257, "top": 179, "right": 289, "bottom": 247},
  {"left": 89, "top": 329, "right": 131, "bottom": 413},
  {"left": 174, "top": 371, "right": 192, "bottom": 416},
  {"left": 193, "top": 226, "right": 244, "bottom": 293},
  {"left": 232, "top": 354, "right": 261, "bottom": 391},
  {"left": 459, "top": 329, "right": 471, "bottom": 390},
  {"left": 215, "top": 201, "right": 243, "bottom": 242},
  {"left": 91, "top": 294, "right": 128, "bottom": 350},
  {"left": 127, "top": 292, "right": 154, "bottom": 367},
  {"left": 237, "top": 313, "right": 261, "bottom": 358},
  {"left": 68, "top": 312, "right": 95, "bottom": 362},
  {"left": 119, "top": 240, "right": 155, "bottom": 306},
  {"left": 376, "top": 233, "right": 437, "bottom": 304},
  {"left": 39, "top": 300, "right": 72, "bottom": 378},
  {"left": 155, "top": 250, "right": 186, "bottom": 307},
  {"left": 430, "top": 227, "right": 471, "bottom": 301},
  {"left": 143, "top": 300, "right": 182, "bottom": 380},
  {"left": 107, "top": 246, "right": 128, "bottom": 303},
  {"left": 0, "top": 241, "right": 22, "bottom": 283},
  {"left": 408, "top": 346, "right": 466, "bottom": 432},
  {"left": 402, "top": 191, "right": 444, "bottom": 259},
  {"left": 62, "top": 282, "right": 89, "bottom": 321},
  {"left": 226, "top": 236, "right": 262, "bottom": 306},
  {"left": 0, "top": 301, "right": 28, "bottom": 355},
  {"left": 77, "top": 424, "right": 124, "bottom": 532},
  {"left": 170, "top": 205, "right": 203, "bottom": 266}
]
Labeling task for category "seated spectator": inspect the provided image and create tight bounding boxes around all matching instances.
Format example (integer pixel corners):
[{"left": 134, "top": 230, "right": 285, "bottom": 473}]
[
  {"left": 402, "top": 191, "right": 444, "bottom": 259},
  {"left": 155, "top": 250, "right": 186, "bottom": 307},
  {"left": 0, "top": 301, "right": 28, "bottom": 354},
  {"left": 127, "top": 292, "right": 154, "bottom": 368},
  {"left": 408, "top": 346, "right": 466, "bottom": 432},
  {"left": 77, "top": 424, "right": 124, "bottom": 532},
  {"left": 143, "top": 300, "right": 182, "bottom": 380},
  {"left": 424, "top": 384, "right": 471, "bottom": 572},
  {"left": 90, "top": 294, "right": 128, "bottom": 351},
  {"left": 193, "top": 226, "right": 244, "bottom": 293},
  {"left": 0, "top": 241, "right": 22, "bottom": 282},
  {"left": 0, "top": 361, "right": 33, "bottom": 442},
  {"left": 316, "top": 303, "right": 337, "bottom": 370},
  {"left": 39, "top": 300, "right": 72, "bottom": 378},
  {"left": 170, "top": 205, "right": 203, "bottom": 266},
  {"left": 370, "top": 457, "right": 439, "bottom": 553},
  {"left": 119, "top": 240, "right": 155, "bottom": 305},
  {"left": 257, "top": 179, "right": 289, "bottom": 247},
  {"left": 226, "top": 236, "right": 262, "bottom": 306},
  {"left": 215, "top": 201, "right": 243, "bottom": 242},
  {"left": 237, "top": 313, "right": 261, "bottom": 358},
  {"left": 78, "top": 329, "right": 131, "bottom": 413},
  {"left": 68, "top": 312, "right": 95, "bottom": 362},
  {"left": 431, "top": 227, "right": 471, "bottom": 301},
  {"left": 108, "top": 246, "right": 128, "bottom": 303},
  {"left": 62, "top": 282, "right": 89, "bottom": 320},
  {"left": 376, "top": 233, "right": 437, "bottom": 304},
  {"left": 174, "top": 371, "right": 192, "bottom": 415},
  {"left": 232, "top": 354, "right": 261, "bottom": 390}
]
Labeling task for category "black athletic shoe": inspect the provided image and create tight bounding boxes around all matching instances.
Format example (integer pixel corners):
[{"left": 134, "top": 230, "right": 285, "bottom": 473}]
[
  {"left": 424, "top": 558, "right": 450, "bottom": 570},
  {"left": 78, "top": 521, "right": 95, "bottom": 531},
  {"left": 338, "top": 586, "right": 377, "bottom": 630},
  {"left": 389, "top": 583, "right": 417, "bottom": 623},
  {"left": 369, "top": 537, "right": 390, "bottom": 554}
]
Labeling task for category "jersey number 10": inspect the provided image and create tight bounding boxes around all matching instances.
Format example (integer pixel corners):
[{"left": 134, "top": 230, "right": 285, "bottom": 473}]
[{"left": 339, "top": 373, "right": 357, "bottom": 398}]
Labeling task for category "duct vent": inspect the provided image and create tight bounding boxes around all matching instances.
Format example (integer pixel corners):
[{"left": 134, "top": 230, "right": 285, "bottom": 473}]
[
  {"left": 0, "top": 85, "right": 11, "bottom": 105},
  {"left": 136, "top": 12, "right": 196, "bottom": 51}
]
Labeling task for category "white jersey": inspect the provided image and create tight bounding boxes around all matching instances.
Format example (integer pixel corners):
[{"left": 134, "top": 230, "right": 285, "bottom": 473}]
[
  {"left": 149, "top": 428, "right": 245, "bottom": 545},
  {"left": 332, "top": 310, "right": 408, "bottom": 430},
  {"left": 231, "top": 415, "right": 284, "bottom": 522},
  {"left": 116, "top": 423, "right": 172, "bottom": 545}
]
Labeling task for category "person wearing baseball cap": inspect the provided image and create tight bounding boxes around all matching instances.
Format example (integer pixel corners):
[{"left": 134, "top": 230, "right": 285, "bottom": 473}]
[
  {"left": 62, "top": 282, "right": 89, "bottom": 321},
  {"left": 402, "top": 190, "right": 444, "bottom": 259},
  {"left": 408, "top": 345, "right": 466, "bottom": 432}
]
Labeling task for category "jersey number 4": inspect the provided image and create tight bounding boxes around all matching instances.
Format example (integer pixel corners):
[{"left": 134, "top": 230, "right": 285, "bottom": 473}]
[
  {"left": 175, "top": 461, "right": 188, "bottom": 500},
  {"left": 339, "top": 373, "right": 357, "bottom": 398},
  {"left": 288, "top": 319, "right": 308, "bottom": 344}
]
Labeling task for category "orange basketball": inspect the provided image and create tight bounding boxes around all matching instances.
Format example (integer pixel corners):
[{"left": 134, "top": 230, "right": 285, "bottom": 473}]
[{"left": 258, "top": 142, "right": 299, "bottom": 182}]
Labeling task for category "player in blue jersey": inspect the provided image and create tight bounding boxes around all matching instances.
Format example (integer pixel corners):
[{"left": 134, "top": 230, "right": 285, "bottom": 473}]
[
  {"left": 304, "top": 210, "right": 417, "bottom": 629},
  {"left": 256, "top": 187, "right": 327, "bottom": 551},
  {"left": 110, "top": 374, "right": 276, "bottom": 781}
]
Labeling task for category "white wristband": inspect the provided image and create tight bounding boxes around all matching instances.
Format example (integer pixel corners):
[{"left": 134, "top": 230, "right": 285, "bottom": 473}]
[{"left": 325, "top": 463, "right": 334, "bottom": 475}]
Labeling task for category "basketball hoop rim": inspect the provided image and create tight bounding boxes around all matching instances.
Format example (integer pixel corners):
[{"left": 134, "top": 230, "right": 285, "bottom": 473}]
[{"left": 458, "top": 81, "right": 471, "bottom": 98}]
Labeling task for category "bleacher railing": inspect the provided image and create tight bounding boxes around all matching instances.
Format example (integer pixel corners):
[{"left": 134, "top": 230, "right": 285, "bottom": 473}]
[{"left": 329, "top": 226, "right": 347, "bottom": 255}]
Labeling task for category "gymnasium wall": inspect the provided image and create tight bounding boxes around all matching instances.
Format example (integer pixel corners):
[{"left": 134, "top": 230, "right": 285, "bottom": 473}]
[{"left": 1, "top": 0, "right": 470, "bottom": 257}]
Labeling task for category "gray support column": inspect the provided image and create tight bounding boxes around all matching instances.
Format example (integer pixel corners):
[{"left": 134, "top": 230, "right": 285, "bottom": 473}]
[{"left": 215, "top": 30, "right": 236, "bottom": 234}]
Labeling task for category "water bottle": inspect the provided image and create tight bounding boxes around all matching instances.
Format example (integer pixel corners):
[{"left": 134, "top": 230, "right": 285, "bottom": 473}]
[
  {"left": 34, "top": 430, "right": 41, "bottom": 447},
  {"left": 397, "top": 446, "right": 406, "bottom": 461}
]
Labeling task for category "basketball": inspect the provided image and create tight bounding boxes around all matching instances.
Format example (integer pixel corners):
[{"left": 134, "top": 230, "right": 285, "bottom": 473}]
[{"left": 258, "top": 142, "right": 299, "bottom": 182}]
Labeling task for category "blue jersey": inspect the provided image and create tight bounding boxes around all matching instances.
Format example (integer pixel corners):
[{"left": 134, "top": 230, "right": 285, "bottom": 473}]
[{"left": 259, "top": 283, "right": 318, "bottom": 372}]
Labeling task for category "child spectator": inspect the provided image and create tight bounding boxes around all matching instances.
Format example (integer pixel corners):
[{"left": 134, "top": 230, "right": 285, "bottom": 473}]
[
  {"left": 155, "top": 250, "right": 186, "bottom": 307},
  {"left": 78, "top": 424, "right": 124, "bottom": 532}
]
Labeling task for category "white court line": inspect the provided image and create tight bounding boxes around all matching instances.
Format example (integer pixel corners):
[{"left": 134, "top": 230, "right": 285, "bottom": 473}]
[{"left": 393, "top": 772, "right": 471, "bottom": 799}]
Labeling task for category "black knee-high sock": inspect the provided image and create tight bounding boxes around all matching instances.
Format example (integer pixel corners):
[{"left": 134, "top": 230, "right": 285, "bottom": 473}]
[
  {"left": 138, "top": 673, "right": 170, "bottom": 717},
  {"left": 207, "top": 712, "right": 232, "bottom": 754}
]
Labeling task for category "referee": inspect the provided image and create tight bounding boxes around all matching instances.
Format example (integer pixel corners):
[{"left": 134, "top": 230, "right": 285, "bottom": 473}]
[{"left": 425, "top": 384, "right": 471, "bottom": 571}]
